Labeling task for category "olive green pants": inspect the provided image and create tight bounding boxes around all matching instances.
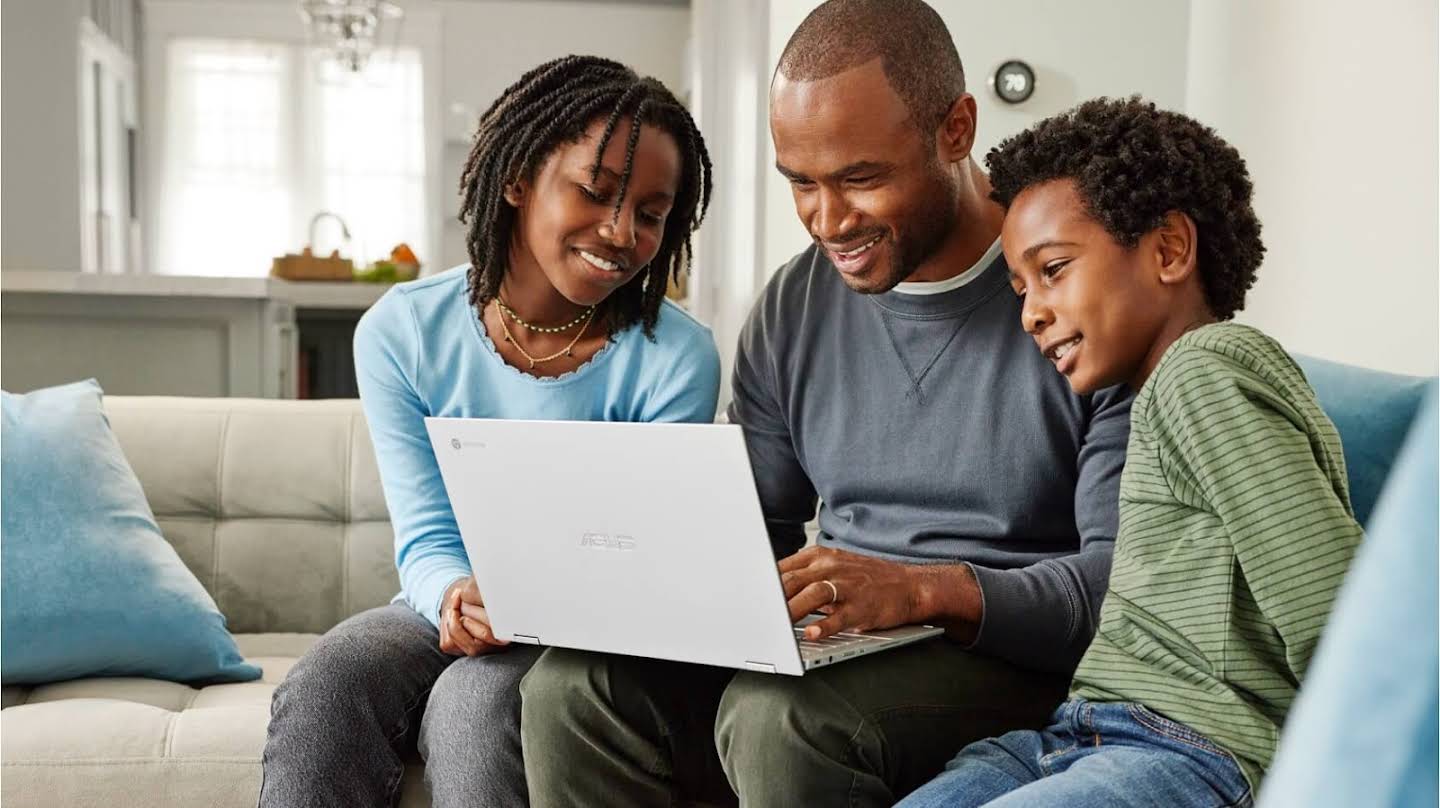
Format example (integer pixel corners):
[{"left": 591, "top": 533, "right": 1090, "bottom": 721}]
[{"left": 520, "top": 639, "right": 1067, "bottom": 807}]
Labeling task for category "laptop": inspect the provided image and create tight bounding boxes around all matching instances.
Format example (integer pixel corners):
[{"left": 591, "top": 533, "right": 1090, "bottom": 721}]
[{"left": 425, "top": 418, "right": 942, "bottom": 676}]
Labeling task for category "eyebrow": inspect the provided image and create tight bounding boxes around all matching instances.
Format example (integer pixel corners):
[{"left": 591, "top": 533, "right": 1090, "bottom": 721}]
[
  {"left": 1020, "top": 239, "right": 1081, "bottom": 262},
  {"left": 775, "top": 160, "right": 891, "bottom": 183},
  {"left": 587, "top": 164, "right": 675, "bottom": 204}
]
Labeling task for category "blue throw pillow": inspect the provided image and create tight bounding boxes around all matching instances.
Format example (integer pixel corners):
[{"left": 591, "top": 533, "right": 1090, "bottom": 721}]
[
  {"left": 1, "top": 380, "right": 260, "bottom": 684},
  {"left": 1258, "top": 387, "right": 1438, "bottom": 808},
  {"left": 1294, "top": 355, "right": 1435, "bottom": 526}
]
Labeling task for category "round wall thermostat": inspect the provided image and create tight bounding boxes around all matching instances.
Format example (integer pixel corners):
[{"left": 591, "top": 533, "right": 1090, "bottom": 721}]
[{"left": 990, "top": 60, "right": 1036, "bottom": 105}]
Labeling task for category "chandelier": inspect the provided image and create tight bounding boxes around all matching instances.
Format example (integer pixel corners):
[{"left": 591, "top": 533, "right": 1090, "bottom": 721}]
[{"left": 298, "top": 0, "right": 403, "bottom": 73}]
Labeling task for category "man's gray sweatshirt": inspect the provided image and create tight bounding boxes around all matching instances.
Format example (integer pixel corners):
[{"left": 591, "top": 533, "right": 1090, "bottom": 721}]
[{"left": 726, "top": 244, "right": 1133, "bottom": 674}]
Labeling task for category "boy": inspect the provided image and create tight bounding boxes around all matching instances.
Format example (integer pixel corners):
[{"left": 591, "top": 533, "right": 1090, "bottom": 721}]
[{"left": 899, "top": 97, "right": 1363, "bottom": 808}]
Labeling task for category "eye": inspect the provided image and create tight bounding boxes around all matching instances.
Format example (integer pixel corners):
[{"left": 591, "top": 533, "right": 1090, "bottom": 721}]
[
  {"left": 578, "top": 184, "right": 610, "bottom": 204},
  {"left": 844, "top": 174, "right": 878, "bottom": 187},
  {"left": 639, "top": 209, "right": 667, "bottom": 225},
  {"left": 1040, "top": 259, "right": 1071, "bottom": 286},
  {"left": 787, "top": 177, "right": 815, "bottom": 191}
]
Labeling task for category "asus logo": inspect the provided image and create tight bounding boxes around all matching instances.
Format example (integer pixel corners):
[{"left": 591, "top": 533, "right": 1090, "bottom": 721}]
[{"left": 580, "top": 533, "right": 637, "bottom": 551}]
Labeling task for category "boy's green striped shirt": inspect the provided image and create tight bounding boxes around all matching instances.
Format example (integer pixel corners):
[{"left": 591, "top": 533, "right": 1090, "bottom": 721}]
[{"left": 1069, "top": 322, "right": 1363, "bottom": 789}]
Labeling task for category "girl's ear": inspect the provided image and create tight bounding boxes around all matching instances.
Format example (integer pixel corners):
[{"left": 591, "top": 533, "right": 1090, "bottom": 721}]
[
  {"left": 1154, "top": 210, "right": 1199, "bottom": 286},
  {"left": 503, "top": 179, "right": 525, "bottom": 207}
]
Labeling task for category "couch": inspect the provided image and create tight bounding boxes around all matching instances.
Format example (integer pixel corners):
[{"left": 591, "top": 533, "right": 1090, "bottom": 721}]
[
  {"left": 1, "top": 358, "right": 1432, "bottom": 808},
  {"left": 0, "top": 396, "right": 431, "bottom": 808}
]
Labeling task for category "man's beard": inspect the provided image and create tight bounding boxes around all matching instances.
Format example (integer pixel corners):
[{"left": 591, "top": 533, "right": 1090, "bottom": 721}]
[{"left": 839, "top": 172, "right": 960, "bottom": 295}]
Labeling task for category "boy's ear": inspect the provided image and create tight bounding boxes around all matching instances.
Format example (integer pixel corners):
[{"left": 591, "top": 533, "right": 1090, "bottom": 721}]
[{"left": 1154, "top": 210, "right": 1199, "bottom": 286}]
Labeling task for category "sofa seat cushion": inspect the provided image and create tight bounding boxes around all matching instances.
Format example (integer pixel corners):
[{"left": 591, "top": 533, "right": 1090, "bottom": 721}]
[{"left": 0, "top": 633, "right": 429, "bottom": 808}]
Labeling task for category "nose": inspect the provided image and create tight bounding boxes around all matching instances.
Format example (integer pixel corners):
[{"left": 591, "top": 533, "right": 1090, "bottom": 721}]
[
  {"left": 809, "top": 187, "right": 857, "bottom": 242},
  {"left": 597, "top": 206, "right": 637, "bottom": 250},
  {"left": 1021, "top": 290, "right": 1052, "bottom": 336}
]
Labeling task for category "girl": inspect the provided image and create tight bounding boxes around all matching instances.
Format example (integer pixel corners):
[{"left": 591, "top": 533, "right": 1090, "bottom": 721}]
[{"left": 260, "top": 55, "right": 718, "bottom": 808}]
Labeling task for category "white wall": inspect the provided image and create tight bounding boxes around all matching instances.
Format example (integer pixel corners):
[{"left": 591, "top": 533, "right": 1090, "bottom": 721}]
[
  {"left": 688, "top": 0, "right": 771, "bottom": 409},
  {"left": 436, "top": 0, "right": 692, "bottom": 271},
  {"left": 2, "top": 1, "right": 86, "bottom": 270},
  {"left": 1187, "top": 0, "right": 1439, "bottom": 376},
  {"left": 761, "top": 0, "right": 1193, "bottom": 275}
]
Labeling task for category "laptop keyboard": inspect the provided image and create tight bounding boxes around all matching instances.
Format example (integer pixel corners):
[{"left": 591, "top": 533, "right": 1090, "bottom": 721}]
[{"left": 795, "top": 628, "right": 888, "bottom": 662}]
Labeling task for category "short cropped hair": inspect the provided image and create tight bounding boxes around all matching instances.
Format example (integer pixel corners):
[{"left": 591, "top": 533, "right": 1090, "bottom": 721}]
[
  {"left": 777, "top": 0, "right": 965, "bottom": 139},
  {"left": 987, "top": 96, "right": 1264, "bottom": 320}
]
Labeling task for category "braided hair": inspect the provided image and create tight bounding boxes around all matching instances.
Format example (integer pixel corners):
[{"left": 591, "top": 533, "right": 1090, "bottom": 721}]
[{"left": 458, "top": 55, "right": 713, "bottom": 338}]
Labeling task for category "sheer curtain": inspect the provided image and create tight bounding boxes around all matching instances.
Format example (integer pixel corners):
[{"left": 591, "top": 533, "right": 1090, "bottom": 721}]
[{"left": 155, "top": 38, "right": 426, "bottom": 277}]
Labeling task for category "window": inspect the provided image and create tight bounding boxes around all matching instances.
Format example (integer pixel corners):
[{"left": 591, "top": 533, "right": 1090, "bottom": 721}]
[{"left": 155, "top": 38, "right": 426, "bottom": 277}]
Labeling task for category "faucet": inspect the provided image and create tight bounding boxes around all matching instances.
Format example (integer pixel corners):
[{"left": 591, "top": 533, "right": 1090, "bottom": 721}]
[{"left": 308, "top": 211, "right": 352, "bottom": 256}]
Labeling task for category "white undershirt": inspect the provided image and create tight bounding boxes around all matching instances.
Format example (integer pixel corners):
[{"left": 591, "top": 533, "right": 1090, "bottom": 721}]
[{"left": 891, "top": 238, "right": 1003, "bottom": 296}]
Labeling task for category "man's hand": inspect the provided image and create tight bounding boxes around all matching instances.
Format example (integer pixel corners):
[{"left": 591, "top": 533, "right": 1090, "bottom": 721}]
[
  {"left": 778, "top": 546, "right": 983, "bottom": 641},
  {"left": 438, "top": 576, "right": 510, "bottom": 657}
]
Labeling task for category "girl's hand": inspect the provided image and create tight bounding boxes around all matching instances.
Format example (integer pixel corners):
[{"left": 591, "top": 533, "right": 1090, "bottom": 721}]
[{"left": 439, "top": 576, "right": 510, "bottom": 656}]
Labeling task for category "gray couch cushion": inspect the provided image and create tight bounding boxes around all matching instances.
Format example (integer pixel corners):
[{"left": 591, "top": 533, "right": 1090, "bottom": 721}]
[{"left": 0, "top": 634, "right": 429, "bottom": 808}]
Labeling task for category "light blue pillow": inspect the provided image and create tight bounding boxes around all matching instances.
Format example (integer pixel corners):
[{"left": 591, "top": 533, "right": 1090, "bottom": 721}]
[
  {"left": 1, "top": 379, "right": 260, "bottom": 684},
  {"left": 1294, "top": 355, "right": 1434, "bottom": 526},
  {"left": 1259, "top": 385, "right": 1438, "bottom": 807}
]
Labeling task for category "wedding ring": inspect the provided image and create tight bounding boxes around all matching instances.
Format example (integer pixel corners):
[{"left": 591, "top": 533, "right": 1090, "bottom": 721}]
[{"left": 821, "top": 579, "right": 839, "bottom": 605}]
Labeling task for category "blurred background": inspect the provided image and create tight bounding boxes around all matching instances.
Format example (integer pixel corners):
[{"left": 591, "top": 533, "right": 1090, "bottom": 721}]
[{"left": 2, "top": 0, "right": 1435, "bottom": 404}]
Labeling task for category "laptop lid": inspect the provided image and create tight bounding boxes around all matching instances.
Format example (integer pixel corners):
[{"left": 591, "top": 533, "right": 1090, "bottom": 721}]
[{"left": 425, "top": 418, "right": 806, "bottom": 675}]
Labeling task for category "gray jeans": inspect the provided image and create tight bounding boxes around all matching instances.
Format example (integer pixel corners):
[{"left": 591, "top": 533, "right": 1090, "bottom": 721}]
[{"left": 259, "top": 603, "right": 542, "bottom": 808}]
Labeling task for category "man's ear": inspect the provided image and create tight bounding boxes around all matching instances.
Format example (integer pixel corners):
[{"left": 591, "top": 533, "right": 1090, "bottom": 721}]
[
  {"left": 935, "top": 93, "right": 978, "bottom": 163},
  {"left": 1154, "top": 210, "right": 1199, "bottom": 286}
]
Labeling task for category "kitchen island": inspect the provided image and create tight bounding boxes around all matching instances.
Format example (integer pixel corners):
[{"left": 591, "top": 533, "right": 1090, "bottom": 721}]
[{"left": 1, "top": 271, "right": 393, "bottom": 398}]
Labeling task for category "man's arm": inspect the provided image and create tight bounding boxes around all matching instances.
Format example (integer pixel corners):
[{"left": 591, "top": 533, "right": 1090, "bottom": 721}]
[
  {"left": 726, "top": 283, "right": 817, "bottom": 559},
  {"left": 781, "top": 384, "right": 1131, "bottom": 675},
  {"left": 960, "top": 383, "right": 1131, "bottom": 671}
]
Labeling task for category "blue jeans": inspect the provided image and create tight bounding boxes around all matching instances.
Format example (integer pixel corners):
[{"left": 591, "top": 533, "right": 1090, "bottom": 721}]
[{"left": 898, "top": 699, "right": 1254, "bottom": 808}]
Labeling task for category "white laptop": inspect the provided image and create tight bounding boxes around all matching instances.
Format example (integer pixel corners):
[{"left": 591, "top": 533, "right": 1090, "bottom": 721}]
[{"left": 425, "top": 418, "right": 942, "bottom": 676}]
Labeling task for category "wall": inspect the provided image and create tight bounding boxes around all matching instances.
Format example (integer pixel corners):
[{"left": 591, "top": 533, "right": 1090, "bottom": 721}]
[
  {"left": 761, "top": 0, "right": 1193, "bottom": 275},
  {"left": 1187, "top": 0, "right": 1439, "bottom": 376},
  {"left": 1, "top": 1, "right": 86, "bottom": 270},
  {"left": 435, "top": 0, "right": 692, "bottom": 271},
  {"left": 688, "top": 0, "right": 770, "bottom": 408}
]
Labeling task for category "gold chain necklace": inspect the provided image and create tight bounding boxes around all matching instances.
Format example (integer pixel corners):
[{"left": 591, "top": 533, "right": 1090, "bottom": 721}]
[
  {"left": 496, "top": 297, "right": 594, "bottom": 334},
  {"left": 494, "top": 300, "right": 596, "bottom": 369}
]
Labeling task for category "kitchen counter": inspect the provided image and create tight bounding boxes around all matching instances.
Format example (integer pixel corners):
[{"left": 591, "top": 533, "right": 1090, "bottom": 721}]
[{"left": 0, "top": 270, "right": 394, "bottom": 310}]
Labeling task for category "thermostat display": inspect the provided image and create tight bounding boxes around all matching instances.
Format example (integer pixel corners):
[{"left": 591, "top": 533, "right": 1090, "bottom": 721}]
[{"left": 991, "top": 60, "right": 1035, "bottom": 104}]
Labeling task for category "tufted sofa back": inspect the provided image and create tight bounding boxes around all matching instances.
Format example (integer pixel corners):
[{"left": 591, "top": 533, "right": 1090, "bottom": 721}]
[{"left": 103, "top": 397, "right": 399, "bottom": 634}]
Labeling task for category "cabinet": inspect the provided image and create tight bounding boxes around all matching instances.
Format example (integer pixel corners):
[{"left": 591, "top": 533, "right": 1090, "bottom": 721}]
[{"left": 0, "top": 273, "right": 390, "bottom": 399}]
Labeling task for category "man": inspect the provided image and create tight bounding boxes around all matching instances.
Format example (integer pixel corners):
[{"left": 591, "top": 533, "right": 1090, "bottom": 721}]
[{"left": 520, "top": 1, "right": 1132, "bottom": 805}]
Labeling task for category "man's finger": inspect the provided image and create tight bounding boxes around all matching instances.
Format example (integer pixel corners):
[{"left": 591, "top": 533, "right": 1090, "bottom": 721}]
[
  {"left": 781, "top": 569, "right": 822, "bottom": 600},
  {"left": 787, "top": 580, "right": 839, "bottom": 623},
  {"left": 802, "top": 609, "right": 849, "bottom": 641},
  {"left": 777, "top": 546, "right": 821, "bottom": 573}
]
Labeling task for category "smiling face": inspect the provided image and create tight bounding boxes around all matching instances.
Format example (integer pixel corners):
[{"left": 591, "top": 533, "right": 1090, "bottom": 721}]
[
  {"left": 770, "top": 59, "right": 960, "bottom": 294},
  {"left": 1002, "top": 179, "right": 1181, "bottom": 394},
  {"left": 507, "top": 115, "right": 680, "bottom": 307}
]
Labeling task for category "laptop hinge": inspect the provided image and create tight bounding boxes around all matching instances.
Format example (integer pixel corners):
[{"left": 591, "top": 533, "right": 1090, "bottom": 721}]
[
  {"left": 743, "top": 661, "right": 777, "bottom": 674},
  {"left": 511, "top": 634, "right": 541, "bottom": 645}
]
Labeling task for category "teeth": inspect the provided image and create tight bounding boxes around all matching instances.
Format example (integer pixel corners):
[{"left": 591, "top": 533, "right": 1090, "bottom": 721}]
[
  {"left": 836, "top": 236, "right": 880, "bottom": 259},
  {"left": 1051, "top": 337, "right": 1081, "bottom": 361},
  {"left": 578, "top": 249, "right": 622, "bottom": 272}
]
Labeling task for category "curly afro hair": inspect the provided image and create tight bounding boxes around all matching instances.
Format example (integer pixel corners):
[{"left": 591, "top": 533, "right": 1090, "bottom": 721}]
[{"left": 986, "top": 96, "right": 1264, "bottom": 320}]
